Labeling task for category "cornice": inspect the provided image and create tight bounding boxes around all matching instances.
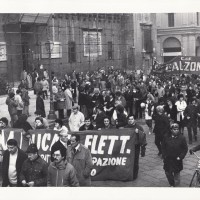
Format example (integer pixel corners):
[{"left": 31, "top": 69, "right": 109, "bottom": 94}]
[{"left": 157, "top": 26, "right": 200, "bottom": 36}]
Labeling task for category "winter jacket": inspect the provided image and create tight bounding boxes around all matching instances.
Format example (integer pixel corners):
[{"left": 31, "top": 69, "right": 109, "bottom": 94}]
[
  {"left": 19, "top": 156, "right": 48, "bottom": 186},
  {"left": 6, "top": 97, "right": 18, "bottom": 115},
  {"left": 2, "top": 148, "right": 28, "bottom": 187},
  {"left": 67, "top": 144, "right": 93, "bottom": 186},
  {"left": 162, "top": 133, "right": 188, "bottom": 172},
  {"left": 47, "top": 160, "right": 79, "bottom": 187}
]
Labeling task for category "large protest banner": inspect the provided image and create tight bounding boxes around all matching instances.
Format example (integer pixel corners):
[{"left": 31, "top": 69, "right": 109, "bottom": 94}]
[
  {"left": 0, "top": 128, "right": 136, "bottom": 181},
  {"left": 152, "top": 56, "right": 200, "bottom": 75}
]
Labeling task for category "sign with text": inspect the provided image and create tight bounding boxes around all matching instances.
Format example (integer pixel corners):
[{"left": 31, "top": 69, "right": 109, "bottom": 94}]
[
  {"left": 0, "top": 128, "right": 136, "bottom": 181},
  {"left": 152, "top": 56, "right": 200, "bottom": 75}
]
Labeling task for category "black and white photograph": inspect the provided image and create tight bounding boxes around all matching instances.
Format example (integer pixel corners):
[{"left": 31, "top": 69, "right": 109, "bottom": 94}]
[{"left": 1, "top": 0, "right": 200, "bottom": 200}]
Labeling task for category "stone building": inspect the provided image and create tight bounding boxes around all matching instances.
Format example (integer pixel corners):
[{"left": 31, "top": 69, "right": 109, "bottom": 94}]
[
  {"left": 0, "top": 13, "right": 134, "bottom": 83},
  {"left": 156, "top": 13, "right": 200, "bottom": 63}
]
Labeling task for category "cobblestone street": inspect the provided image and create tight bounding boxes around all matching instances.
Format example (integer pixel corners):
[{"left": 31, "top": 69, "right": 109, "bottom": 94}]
[{"left": 0, "top": 90, "right": 199, "bottom": 187}]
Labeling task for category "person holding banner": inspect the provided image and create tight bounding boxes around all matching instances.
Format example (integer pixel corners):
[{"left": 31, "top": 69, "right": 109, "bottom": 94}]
[
  {"left": 48, "top": 145, "right": 79, "bottom": 187},
  {"left": 67, "top": 134, "right": 93, "bottom": 186},
  {"left": 2, "top": 139, "right": 27, "bottom": 187},
  {"left": 20, "top": 143, "right": 48, "bottom": 187},
  {"left": 125, "top": 115, "right": 147, "bottom": 180}
]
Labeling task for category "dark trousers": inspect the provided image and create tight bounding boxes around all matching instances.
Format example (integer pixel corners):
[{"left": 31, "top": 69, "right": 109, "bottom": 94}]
[
  {"left": 43, "top": 90, "right": 48, "bottom": 99},
  {"left": 135, "top": 100, "right": 142, "bottom": 119},
  {"left": 187, "top": 123, "right": 197, "bottom": 142},
  {"left": 126, "top": 101, "right": 133, "bottom": 116},
  {"left": 58, "top": 109, "right": 64, "bottom": 119},
  {"left": 155, "top": 134, "right": 163, "bottom": 154},
  {"left": 17, "top": 110, "right": 22, "bottom": 118},
  {"left": 165, "top": 171, "right": 180, "bottom": 187},
  {"left": 67, "top": 109, "right": 71, "bottom": 117},
  {"left": 133, "top": 145, "right": 140, "bottom": 180}
]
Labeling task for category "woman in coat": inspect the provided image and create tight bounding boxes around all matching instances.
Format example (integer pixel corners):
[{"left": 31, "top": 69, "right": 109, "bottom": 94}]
[
  {"left": 64, "top": 85, "right": 73, "bottom": 117},
  {"left": 162, "top": 123, "right": 188, "bottom": 187}
]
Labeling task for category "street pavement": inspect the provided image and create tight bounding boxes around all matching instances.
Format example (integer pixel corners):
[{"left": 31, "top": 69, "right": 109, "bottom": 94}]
[{"left": 0, "top": 90, "right": 199, "bottom": 187}]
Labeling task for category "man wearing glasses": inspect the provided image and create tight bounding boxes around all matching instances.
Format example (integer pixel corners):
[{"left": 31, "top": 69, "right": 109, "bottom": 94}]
[{"left": 2, "top": 139, "right": 27, "bottom": 187}]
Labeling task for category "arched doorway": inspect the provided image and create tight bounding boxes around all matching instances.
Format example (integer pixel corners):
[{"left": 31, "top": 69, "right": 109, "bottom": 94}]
[{"left": 163, "top": 37, "right": 182, "bottom": 63}]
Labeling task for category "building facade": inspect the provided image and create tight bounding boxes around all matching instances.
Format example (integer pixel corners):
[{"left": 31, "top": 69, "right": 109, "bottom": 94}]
[
  {"left": 0, "top": 13, "right": 134, "bottom": 83},
  {"left": 156, "top": 13, "right": 200, "bottom": 63}
]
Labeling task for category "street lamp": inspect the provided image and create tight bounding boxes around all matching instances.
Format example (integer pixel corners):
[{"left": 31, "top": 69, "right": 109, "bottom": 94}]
[
  {"left": 45, "top": 40, "right": 57, "bottom": 120},
  {"left": 141, "top": 48, "right": 146, "bottom": 73}
]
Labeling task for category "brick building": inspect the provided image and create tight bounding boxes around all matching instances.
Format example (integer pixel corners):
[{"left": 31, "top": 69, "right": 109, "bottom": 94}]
[{"left": 0, "top": 13, "right": 134, "bottom": 83}]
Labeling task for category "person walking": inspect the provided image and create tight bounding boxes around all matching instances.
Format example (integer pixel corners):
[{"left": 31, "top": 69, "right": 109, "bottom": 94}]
[
  {"left": 153, "top": 105, "right": 170, "bottom": 157},
  {"left": 20, "top": 144, "right": 48, "bottom": 187},
  {"left": 36, "top": 91, "right": 46, "bottom": 118},
  {"left": 162, "top": 123, "right": 188, "bottom": 187},
  {"left": 2, "top": 139, "right": 27, "bottom": 187},
  {"left": 48, "top": 145, "right": 79, "bottom": 187},
  {"left": 67, "top": 134, "right": 93, "bottom": 186}
]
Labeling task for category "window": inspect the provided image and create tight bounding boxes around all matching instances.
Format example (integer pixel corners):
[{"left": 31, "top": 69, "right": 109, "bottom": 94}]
[
  {"left": 168, "top": 13, "right": 174, "bottom": 27},
  {"left": 68, "top": 41, "right": 76, "bottom": 63},
  {"left": 143, "top": 25, "right": 153, "bottom": 53},
  {"left": 108, "top": 41, "right": 113, "bottom": 60},
  {"left": 83, "top": 30, "right": 102, "bottom": 57}
]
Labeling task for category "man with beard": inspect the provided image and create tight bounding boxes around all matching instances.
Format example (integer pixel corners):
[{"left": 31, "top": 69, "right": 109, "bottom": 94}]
[
  {"left": 162, "top": 123, "right": 188, "bottom": 187},
  {"left": 20, "top": 144, "right": 48, "bottom": 187},
  {"left": 48, "top": 146, "right": 79, "bottom": 187}
]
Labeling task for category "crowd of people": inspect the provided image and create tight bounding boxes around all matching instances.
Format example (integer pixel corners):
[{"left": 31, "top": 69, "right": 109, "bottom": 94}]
[{"left": 1, "top": 65, "right": 200, "bottom": 187}]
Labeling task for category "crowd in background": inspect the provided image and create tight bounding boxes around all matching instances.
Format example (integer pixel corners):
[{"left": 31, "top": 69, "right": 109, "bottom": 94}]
[{"left": 2, "top": 64, "right": 200, "bottom": 187}]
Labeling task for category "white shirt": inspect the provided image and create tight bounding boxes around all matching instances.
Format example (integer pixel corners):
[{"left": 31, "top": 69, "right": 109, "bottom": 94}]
[
  {"left": 8, "top": 149, "right": 18, "bottom": 185},
  {"left": 69, "top": 111, "right": 85, "bottom": 132}
]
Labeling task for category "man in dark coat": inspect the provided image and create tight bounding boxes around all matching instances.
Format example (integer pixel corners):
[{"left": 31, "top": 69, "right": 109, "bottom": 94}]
[
  {"left": 153, "top": 105, "right": 170, "bottom": 156},
  {"left": 36, "top": 91, "right": 46, "bottom": 118},
  {"left": 125, "top": 115, "right": 147, "bottom": 180},
  {"left": 162, "top": 123, "right": 188, "bottom": 187},
  {"left": 51, "top": 129, "right": 71, "bottom": 162},
  {"left": 20, "top": 143, "right": 48, "bottom": 187},
  {"left": 184, "top": 97, "right": 198, "bottom": 144},
  {"left": 2, "top": 139, "right": 27, "bottom": 187}
]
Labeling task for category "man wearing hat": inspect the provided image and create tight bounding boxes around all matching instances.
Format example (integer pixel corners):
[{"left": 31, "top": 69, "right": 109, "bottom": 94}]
[
  {"left": 69, "top": 104, "right": 85, "bottom": 132},
  {"left": 20, "top": 143, "right": 48, "bottom": 187}
]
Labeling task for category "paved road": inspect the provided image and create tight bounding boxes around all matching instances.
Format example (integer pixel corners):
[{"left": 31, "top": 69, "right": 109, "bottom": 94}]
[{"left": 0, "top": 90, "right": 199, "bottom": 187}]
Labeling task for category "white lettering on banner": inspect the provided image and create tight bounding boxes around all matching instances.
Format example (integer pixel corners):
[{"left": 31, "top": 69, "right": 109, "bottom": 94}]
[
  {"left": 179, "top": 61, "right": 184, "bottom": 70},
  {"left": 190, "top": 62, "right": 196, "bottom": 71},
  {"left": 92, "top": 157, "right": 127, "bottom": 166},
  {"left": 197, "top": 62, "right": 200, "bottom": 71},
  {"left": 119, "top": 136, "right": 130, "bottom": 154},
  {"left": 173, "top": 62, "right": 179, "bottom": 71},
  {"left": 184, "top": 62, "right": 190, "bottom": 71},
  {"left": 84, "top": 135, "right": 130, "bottom": 155},
  {"left": 40, "top": 154, "right": 51, "bottom": 162},
  {"left": 91, "top": 169, "right": 97, "bottom": 176},
  {"left": 31, "top": 133, "right": 59, "bottom": 151},
  {"left": 41, "top": 133, "right": 51, "bottom": 151},
  {"left": 108, "top": 136, "right": 118, "bottom": 155},
  {"left": 1, "top": 130, "right": 15, "bottom": 150},
  {"left": 98, "top": 135, "right": 107, "bottom": 154}
]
